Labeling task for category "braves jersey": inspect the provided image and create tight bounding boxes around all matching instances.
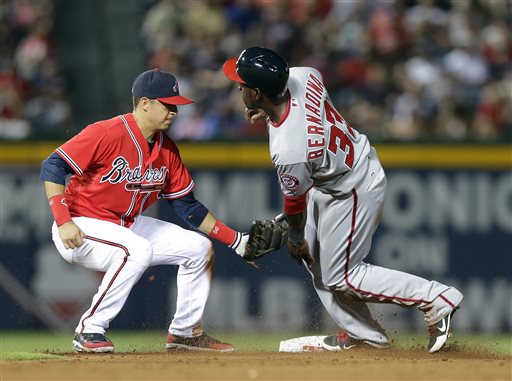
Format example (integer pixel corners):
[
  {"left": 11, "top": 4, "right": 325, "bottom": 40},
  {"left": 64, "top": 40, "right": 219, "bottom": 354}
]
[
  {"left": 56, "top": 113, "right": 194, "bottom": 227},
  {"left": 268, "top": 67, "right": 371, "bottom": 199}
]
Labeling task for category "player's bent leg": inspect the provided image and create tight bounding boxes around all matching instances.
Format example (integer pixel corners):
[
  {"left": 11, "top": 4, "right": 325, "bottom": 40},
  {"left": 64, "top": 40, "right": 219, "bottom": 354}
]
[
  {"left": 52, "top": 217, "right": 153, "bottom": 271},
  {"left": 337, "top": 262, "right": 463, "bottom": 353},
  {"left": 163, "top": 241, "right": 233, "bottom": 352},
  {"left": 130, "top": 216, "right": 232, "bottom": 350},
  {"left": 308, "top": 270, "right": 390, "bottom": 348},
  {"left": 169, "top": 240, "right": 214, "bottom": 336},
  {"left": 52, "top": 217, "right": 154, "bottom": 352},
  {"left": 304, "top": 206, "right": 389, "bottom": 349},
  {"left": 133, "top": 217, "right": 215, "bottom": 335},
  {"left": 74, "top": 235, "right": 152, "bottom": 334}
]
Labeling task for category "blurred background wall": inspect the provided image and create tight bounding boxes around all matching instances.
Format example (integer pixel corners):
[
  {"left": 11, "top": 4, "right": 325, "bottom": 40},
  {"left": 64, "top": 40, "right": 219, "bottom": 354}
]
[{"left": 1, "top": 0, "right": 510, "bottom": 334}]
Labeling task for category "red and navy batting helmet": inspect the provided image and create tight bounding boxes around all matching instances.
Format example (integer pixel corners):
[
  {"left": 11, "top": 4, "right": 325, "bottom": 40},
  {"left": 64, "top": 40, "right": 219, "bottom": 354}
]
[{"left": 223, "top": 47, "right": 289, "bottom": 101}]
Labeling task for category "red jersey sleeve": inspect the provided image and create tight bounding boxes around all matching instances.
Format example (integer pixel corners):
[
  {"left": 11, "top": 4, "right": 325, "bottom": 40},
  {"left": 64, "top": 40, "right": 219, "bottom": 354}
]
[
  {"left": 55, "top": 123, "right": 108, "bottom": 175},
  {"left": 160, "top": 143, "right": 194, "bottom": 200}
]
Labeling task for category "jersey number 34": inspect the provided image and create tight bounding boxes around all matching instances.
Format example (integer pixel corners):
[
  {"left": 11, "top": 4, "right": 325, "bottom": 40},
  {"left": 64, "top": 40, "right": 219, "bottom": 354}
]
[{"left": 325, "top": 100, "right": 356, "bottom": 169}]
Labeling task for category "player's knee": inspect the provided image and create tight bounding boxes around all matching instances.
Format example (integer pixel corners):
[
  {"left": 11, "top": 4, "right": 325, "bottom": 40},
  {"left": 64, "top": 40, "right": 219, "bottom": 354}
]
[
  {"left": 202, "top": 241, "right": 215, "bottom": 270},
  {"left": 127, "top": 239, "right": 153, "bottom": 267},
  {"left": 201, "top": 237, "right": 214, "bottom": 261},
  {"left": 330, "top": 280, "right": 348, "bottom": 292},
  {"left": 324, "top": 272, "right": 351, "bottom": 293},
  {"left": 191, "top": 236, "right": 214, "bottom": 267},
  {"left": 330, "top": 283, "right": 361, "bottom": 300}
]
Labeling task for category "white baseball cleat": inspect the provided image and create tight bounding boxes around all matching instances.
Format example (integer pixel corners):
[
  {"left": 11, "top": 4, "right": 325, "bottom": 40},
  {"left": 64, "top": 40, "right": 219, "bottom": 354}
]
[{"left": 428, "top": 307, "right": 459, "bottom": 353}]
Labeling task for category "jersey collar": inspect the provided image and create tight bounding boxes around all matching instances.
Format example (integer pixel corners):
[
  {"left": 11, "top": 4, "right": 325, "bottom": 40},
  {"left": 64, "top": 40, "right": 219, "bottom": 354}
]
[
  {"left": 124, "top": 113, "right": 163, "bottom": 165},
  {"left": 268, "top": 90, "right": 291, "bottom": 128}
]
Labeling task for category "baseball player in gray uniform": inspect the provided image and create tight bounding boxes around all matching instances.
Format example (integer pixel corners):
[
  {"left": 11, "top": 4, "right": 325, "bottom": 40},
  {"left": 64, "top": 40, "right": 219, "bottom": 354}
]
[{"left": 223, "top": 47, "right": 463, "bottom": 353}]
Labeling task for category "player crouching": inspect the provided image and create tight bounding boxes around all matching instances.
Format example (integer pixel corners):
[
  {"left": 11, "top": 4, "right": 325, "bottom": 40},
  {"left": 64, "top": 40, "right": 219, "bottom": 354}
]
[{"left": 41, "top": 69, "right": 258, "bottom": 354}]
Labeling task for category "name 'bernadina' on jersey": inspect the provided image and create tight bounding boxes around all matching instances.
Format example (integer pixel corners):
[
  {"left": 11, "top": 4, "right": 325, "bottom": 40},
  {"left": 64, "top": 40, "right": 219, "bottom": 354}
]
[{"left": 268, "top": 67, "right": 371, "bottom": 198}]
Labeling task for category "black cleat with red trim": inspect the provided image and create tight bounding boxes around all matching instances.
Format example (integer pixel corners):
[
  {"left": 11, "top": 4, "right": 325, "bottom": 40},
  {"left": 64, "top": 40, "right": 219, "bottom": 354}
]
[
  {"left": 166, "top": 332, "right": 234, "bottom": 352},
  {"left": 72, "top": 333, "right": 115, "bottom": 353}
]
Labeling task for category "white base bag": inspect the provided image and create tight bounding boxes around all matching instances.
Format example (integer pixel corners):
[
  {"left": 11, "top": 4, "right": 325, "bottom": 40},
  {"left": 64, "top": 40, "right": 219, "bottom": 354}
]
[{"left": 278, "top": 336, "right": 329, "bottom": 352}]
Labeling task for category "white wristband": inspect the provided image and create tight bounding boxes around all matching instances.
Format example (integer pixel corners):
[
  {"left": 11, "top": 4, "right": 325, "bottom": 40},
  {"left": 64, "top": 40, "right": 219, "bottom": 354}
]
[{"left": 233, "top": 233, "right": 249, "bottom": 257}]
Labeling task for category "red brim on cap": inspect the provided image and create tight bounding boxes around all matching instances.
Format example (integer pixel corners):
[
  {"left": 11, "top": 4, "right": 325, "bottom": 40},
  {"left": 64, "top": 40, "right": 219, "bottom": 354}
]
[
  {"left": 223, "top": 58, "right": 246, "bottom": 84},
  {"left": 157, "top": 95, "right": 194, "bottom": 105}
]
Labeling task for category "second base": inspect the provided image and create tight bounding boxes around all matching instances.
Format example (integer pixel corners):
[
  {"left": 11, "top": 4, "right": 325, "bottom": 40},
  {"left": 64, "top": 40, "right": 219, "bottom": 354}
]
[{"left": 278, "top": 336, "right": 329, "bottom": 352}]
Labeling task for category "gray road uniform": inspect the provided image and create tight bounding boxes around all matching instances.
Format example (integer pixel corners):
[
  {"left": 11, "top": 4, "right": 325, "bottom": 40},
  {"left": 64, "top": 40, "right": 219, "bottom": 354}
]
[{"left": 269, "top": 67, "right": 463, "bottom": 346}]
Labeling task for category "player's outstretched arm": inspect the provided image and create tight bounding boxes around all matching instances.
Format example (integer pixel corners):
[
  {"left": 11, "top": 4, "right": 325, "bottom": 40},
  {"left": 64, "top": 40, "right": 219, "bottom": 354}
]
[
  {"left": 167, "top": 195, "right": 248, "bottom": 257},
  {"left": 198, "top": 212, "right": 248, "bottom": 257}
]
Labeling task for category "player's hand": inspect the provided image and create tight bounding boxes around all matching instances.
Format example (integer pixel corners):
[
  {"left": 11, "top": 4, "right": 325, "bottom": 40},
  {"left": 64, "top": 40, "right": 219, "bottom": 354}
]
[
  {"left": 245, "top": 108, "right": 266, "bottom": 124},
  {"left": 233, "top": 233, "right": 259, "bottom": 269},
  {"left": 58, "top": 222, "right": 85, "bottom": 250},
  {"left": 233, "top": 233, "right": 250, "bottom": 257},
  {"left": 287, "top": 240, "right": 314, "bottom": 267}
]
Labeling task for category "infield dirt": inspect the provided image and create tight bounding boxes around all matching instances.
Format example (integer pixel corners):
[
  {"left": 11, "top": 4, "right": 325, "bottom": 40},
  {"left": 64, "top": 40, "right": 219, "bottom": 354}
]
[{"left": 2, "top": 346, "right": 511, "bottom": 381}]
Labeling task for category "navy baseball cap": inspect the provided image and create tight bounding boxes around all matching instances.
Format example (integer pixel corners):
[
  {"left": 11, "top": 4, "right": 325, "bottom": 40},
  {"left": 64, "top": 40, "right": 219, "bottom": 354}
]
[{"left": 132, "top": 69, "right": 193, "bottom": 105}]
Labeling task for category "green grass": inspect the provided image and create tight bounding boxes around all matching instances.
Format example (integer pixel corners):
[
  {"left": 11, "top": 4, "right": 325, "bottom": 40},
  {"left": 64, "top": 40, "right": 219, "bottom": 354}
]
[
  {"left": 1, "top": 331, "right": 510, "bottom": 361},
  {"left": 2, "top": 352, "right": 64, "bottom": 361}
]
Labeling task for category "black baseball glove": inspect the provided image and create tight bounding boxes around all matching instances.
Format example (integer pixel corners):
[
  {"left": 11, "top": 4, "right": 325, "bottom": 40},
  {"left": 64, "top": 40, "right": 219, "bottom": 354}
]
[{"left": 243, "top": 214, "right": 289, "bottom": 261}]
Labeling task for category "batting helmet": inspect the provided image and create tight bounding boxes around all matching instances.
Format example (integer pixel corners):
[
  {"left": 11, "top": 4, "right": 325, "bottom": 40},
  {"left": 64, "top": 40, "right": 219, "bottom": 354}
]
[{"left": 223, "top": 47, "right": 289, "bottom": 101}]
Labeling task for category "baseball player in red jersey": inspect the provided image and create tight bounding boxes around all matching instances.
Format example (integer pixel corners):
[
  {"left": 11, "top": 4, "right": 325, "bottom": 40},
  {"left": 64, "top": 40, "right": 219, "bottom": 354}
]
[
  {"left": 223, "top": 47, "right": 463, "bottom": 353},
  {"left": 40, "top": 69, "right": 249, "bottom": 353}
]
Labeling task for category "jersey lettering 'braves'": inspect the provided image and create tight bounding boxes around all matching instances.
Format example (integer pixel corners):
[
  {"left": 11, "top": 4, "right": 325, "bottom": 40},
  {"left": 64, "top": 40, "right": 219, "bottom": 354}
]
[
  {"left": 268, "top": 67, "right": 371, "bottom": 199},
  {"left": 56, "top": 113, "right": 194, "bottom": 227},
  {"left": 100, "top": 156, "right": 167, "bottom": 185}
]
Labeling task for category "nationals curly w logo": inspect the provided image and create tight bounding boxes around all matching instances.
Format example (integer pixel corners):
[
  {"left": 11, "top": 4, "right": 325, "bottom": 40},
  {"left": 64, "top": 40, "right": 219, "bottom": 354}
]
[{"left": 280, "top": 173, "right": 300, "bottom": 192}]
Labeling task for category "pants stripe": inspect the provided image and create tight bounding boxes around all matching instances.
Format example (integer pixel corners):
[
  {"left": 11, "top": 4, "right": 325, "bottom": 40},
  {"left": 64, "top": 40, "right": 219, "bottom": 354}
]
[
  {"left": 79, "top": 235, "right": 130, "bottom": 333},
  {"left": 439, "top": 293, "right": 456, "bottom": 308},
  {"left": 342, "top": 189, "right": 455, "bottom": 307}
]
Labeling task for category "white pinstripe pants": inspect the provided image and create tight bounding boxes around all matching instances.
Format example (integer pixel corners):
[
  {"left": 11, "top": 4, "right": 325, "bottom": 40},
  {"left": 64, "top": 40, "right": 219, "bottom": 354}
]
[{"left": 52, "top": 215, "right": 213, "bottom": 336}]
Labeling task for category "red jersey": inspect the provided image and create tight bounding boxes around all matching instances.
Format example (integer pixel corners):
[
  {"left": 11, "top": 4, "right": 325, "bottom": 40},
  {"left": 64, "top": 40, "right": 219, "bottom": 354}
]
[{"left": 56, "top": 113, "right": 194, "bottom": 227}]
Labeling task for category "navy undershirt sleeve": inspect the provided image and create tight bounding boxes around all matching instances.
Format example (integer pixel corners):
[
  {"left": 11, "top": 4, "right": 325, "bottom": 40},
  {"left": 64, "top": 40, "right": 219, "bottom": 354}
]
[
  {"left": 40, "top": 152, "right": 75, "bottom": 185},
  {"left": 167, "top": 192, "right": 209, "bottom": 229}
]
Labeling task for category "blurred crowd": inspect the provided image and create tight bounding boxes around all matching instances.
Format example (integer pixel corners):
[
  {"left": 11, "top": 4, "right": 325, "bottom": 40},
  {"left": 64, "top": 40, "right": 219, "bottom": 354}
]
[
  {"left": 1, "top": 0, "right": 71, "bottom": 140},
  {"left": 141, "top": 0, "right": 511, "bottom": 142},
  {"left": 1, "top": 0, "right": 510, "bottom": 142}
]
